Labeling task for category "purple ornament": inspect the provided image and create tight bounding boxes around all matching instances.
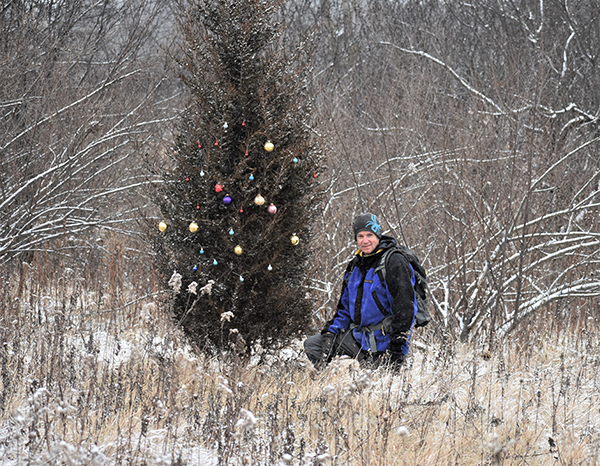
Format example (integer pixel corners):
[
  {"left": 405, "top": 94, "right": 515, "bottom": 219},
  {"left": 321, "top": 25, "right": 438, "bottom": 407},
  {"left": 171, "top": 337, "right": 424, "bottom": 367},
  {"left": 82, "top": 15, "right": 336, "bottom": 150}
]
[
  {"left": 223, "top": 195, "right": 232, "bottom": 205},
  {"left": 268, "top": 203, "right": 277, "bottom": 214}
]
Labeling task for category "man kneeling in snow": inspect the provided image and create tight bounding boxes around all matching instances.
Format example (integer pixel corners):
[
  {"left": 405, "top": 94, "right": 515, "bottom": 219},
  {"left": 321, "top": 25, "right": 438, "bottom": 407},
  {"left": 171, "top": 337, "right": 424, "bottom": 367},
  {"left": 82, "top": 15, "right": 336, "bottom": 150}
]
[{"left": 304, "top": 213, "right": 420, "bottom": 370}]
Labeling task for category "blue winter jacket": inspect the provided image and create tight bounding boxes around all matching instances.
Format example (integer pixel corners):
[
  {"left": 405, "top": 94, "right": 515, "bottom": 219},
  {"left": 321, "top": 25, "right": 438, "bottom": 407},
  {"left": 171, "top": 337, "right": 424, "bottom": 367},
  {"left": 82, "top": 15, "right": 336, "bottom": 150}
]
[{"left": 324, "top": 236, "right": 418, "bottom": 356}]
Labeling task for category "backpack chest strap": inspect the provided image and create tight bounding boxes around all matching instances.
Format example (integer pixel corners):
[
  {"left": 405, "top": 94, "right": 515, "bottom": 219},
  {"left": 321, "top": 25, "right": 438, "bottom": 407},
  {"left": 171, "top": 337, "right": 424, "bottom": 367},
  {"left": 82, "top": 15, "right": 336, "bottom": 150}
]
[{"left": 348, "top": 315, "right": 393, "bottom": 352}]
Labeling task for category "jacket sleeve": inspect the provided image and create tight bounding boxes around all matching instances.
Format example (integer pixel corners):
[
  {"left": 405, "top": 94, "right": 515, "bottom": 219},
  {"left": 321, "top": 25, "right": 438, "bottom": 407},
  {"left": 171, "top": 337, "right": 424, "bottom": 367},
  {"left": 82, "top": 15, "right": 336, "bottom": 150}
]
[
  {"left": 385, "top": 253, "right": 416, "bottom": 355},
  {"left": 321, "top": 260, "right": 355, "bottom": 334}
]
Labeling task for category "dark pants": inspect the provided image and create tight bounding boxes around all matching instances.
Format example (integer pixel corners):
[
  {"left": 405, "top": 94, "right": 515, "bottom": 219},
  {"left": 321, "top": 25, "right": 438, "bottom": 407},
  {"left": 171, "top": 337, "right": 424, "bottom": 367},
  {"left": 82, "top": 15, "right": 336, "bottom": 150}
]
[{"left": 304, "top": 330, "right": 375, "bottom": 367}]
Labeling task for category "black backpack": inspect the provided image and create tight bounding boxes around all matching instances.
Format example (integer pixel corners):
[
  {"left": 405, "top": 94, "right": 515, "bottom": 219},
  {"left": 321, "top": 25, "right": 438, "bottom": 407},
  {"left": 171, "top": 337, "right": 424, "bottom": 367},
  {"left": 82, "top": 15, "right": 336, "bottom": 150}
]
[{"left": 374, "top": 246, "right": 431, "bottom": 328}]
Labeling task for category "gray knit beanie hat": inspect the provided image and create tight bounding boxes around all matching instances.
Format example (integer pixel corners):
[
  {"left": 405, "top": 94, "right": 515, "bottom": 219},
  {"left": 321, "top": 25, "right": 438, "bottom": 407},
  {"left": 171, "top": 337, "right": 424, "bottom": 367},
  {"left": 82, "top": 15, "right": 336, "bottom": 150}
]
[{"left": 353, "top": 213, "right": 382, "bottom": 239}]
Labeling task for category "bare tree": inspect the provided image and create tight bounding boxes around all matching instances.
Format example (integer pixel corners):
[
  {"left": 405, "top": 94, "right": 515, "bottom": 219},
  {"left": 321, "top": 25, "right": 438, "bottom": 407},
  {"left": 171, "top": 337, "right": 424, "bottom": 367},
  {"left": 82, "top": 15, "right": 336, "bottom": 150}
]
[
  {"left": 289, "top": 0, "right": 600, "bottom": 341},
  {"left": 388, "top": 0, "right": 600, "bottom": 342},
  {"left": 0, "top": 0, "right": 178, "bottom": 265}
]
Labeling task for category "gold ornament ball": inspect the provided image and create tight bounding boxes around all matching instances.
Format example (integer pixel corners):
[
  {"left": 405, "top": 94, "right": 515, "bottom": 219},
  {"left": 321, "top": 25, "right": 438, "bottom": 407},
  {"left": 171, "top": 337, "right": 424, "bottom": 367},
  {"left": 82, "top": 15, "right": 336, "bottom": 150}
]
[
  {"left": 234, "top": 245, "right": 243, "bottom": 256},
  {"left": 254, "top": 194, "right": 265, "bottom": 206},
  {"left": 158, "top": 221, "right": 168, "bottom": 232},
  {"left": 189, "top": 221, "right": 199, "bottom": 233},
  {"left": 264, "top": 140, "right": 274, "bottom": 152},
  {"left": 290, "top": 235, "right": 300, "bottom": 246}
]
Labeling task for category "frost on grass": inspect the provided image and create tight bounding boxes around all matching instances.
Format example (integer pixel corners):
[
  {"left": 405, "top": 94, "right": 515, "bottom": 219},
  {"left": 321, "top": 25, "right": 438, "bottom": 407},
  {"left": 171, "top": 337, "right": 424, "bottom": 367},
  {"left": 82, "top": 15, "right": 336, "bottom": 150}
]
[
  {"left": 168, "top": 271, "right": 182, "bottom": 293},
  {"left": 217, "top": 375, "right": 233, "bottom": 395},
  {"left": 4, "top": 263, "right": 600, "bottom": 466},
  {"left": 168, "top": 273, "right": 213, "bottom": 297},
  {"left": 187, "top": 281, "right": 198, "bottom": 295},
  {"left": 220, "top": 311, "right": 234, "bottom": 322},
  {"left": 397, "top": 426, "right": 409, "bottom": 437},
  {"left": 234, "top": 408, "right": 258, "bottom": 439},
  {"left": 200, "top": 279, "right": 215, "bottom": 296}
]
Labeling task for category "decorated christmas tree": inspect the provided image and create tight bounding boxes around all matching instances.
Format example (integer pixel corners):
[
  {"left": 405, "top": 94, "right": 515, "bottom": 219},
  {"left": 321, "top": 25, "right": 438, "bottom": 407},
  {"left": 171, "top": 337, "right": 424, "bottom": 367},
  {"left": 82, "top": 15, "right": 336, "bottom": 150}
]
[{"left": 150, "top": 0, "right": 321, "bottom": 353}]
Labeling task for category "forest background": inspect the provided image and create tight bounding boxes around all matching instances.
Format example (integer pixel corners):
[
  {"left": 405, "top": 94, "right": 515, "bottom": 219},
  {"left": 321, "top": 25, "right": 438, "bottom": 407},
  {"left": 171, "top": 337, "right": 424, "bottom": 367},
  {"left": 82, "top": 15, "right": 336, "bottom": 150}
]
[{"left": 1, "top": 0, "right": 599, "bottom": 464}]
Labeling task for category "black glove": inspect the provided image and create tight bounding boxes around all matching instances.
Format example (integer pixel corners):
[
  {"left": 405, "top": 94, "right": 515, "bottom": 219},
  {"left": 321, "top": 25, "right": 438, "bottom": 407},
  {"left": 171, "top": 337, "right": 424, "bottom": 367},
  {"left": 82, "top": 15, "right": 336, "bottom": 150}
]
[
  {"left": 318, "top": 332, "right": 336, "bottom": 368},
  {"left": 388, "top": 351, "right": 405, "bottom": 367},
  {"left": 388, "top": 351, "right": 405, "bottom": 372},
  {"left": 372, "top": 351, "right": 404, "bottom": 371}
]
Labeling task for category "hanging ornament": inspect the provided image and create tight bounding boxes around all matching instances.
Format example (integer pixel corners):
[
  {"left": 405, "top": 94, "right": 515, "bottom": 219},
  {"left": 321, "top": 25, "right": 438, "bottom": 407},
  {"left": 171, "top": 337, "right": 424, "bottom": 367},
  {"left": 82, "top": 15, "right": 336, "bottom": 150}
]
[
  {"left": 197, "top": 142, "right": 202, "bottom": 149},
  {"left": 200, "top": 170, "right": 205, "bottom": 177},
  {"left": 240, "top": 207, "right": 244, "bottom": 213},
  {"left": 249, "top": 174, "right": 254, "bottom": 181},
  {"left": 254, "top": 194, "right": 265, "bottom": 206},
  {"left": 313, "top": 172, "right": 317, "bottom": 178},
  {"left": 186, "top": 175, "right": 190, "bottom": 181},
  {"left": 215, "top": 183, "right": 223, "bottom": 193},
  {"left": 228, "top": 228, "right": 235, "bottom": 236},
  {"left": 196, "top": 203, "right": 200, "bottom": 210},
  {"left": 192, "top": 265, "right": 198, "bottom": 272},
  {"left": 239, "top": 275, "right": 244, "bottom": 282},
  {"left": 213, "top": 259, "right": 218, "bottom": 265},
  {"left": 234, "top": 245, "right": 243, "bottom": 256},
  {"left": 245, "top": 150, "right": 249, "bottom": 157},
  {"left": 242, "top": 120, "right": 246, "bottom": 127},
  {"left": 268, "top": 203, "right": 277, "bottom": 215},
  {"left": 158, "top": 221, "right": 168, "bottom": 232},
  {"left": 290, "top": 234, "right": 300, "bottom": 246},
  {"left": 223, "top": 122, "right": 228, "bottom": 129},
  {"left": 214, "top": 140, "right": 219, "bottom": 146},
  {"left": 292, "top": 157, "right": 298, "bottom": 164},
  {"left": 267, "top": 264, "right": 273, "bottom": 271},
  {"left": 264, "top": 140, "right": 274, "bottom": 152},
  {"left": 223, "top": 195, "right": 232, "bottom": 205},
  {"left": 200, "top": 247, "right": 205, "bottom": 254},
  {"left": 189, "top": 222, "right": 199, "bottom": 233}
]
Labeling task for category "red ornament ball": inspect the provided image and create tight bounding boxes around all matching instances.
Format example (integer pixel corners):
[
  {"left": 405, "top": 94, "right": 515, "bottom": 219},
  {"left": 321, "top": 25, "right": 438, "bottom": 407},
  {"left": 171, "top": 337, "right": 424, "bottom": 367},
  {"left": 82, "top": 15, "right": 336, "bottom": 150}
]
[{"left": 215, "top": 183, "right": 223, "bottom": 193}]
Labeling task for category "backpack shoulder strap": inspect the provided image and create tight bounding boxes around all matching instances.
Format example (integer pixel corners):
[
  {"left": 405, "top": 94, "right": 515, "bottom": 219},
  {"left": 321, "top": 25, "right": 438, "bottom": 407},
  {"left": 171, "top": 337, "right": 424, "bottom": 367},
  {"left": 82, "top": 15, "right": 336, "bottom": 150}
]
[
  {"left": 374, "top": 247, "right": 394, "bottom": 283},
  {"left": 343, "top": 255, "right": 360, "bottom": 284},
  {"left": 376, "top": 246, "right": 428, "bottom": 289}
]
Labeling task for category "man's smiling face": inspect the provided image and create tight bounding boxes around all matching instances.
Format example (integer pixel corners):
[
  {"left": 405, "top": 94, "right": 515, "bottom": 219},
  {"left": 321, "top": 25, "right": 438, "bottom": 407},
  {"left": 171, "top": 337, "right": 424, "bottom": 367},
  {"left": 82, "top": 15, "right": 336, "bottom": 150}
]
[{"left": 356, "top": 231, "right": 380, "bottom": 255}]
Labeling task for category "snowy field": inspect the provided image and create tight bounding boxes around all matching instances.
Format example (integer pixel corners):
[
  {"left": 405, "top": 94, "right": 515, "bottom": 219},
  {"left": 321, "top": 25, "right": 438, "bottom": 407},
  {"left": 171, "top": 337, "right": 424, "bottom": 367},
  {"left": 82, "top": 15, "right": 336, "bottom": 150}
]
[{"left": 1, "top": 273, "right": 599, "bottom": 465}]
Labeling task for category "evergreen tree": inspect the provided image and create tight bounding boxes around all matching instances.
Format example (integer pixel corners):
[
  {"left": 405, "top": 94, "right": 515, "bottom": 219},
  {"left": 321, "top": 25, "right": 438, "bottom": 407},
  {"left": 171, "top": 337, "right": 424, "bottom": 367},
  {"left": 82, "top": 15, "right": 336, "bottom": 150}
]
[{"left": 150, "top": 0, "right": 321, "bottom": 353}]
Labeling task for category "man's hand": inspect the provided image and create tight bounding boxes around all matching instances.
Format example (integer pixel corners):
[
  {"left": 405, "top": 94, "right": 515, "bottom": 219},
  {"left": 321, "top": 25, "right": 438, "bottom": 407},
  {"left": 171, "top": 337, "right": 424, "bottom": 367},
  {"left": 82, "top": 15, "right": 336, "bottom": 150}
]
[
  {"left": 388, "top": 351, "right": 405, "bottom": 367},
  {"left": 372, "top": 351, "right": 405, "bottom": 371},
  {"left": 318, "top": 332, "right": 336, "bottom": 368}
]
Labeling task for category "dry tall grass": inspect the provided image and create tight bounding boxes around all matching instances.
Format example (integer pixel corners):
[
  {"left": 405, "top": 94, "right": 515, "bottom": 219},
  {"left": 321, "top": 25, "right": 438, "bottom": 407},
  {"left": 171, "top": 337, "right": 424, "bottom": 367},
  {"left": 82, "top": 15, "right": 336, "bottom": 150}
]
[{"left": 1, "top": 262, "right": 599, "bottom": 465}]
